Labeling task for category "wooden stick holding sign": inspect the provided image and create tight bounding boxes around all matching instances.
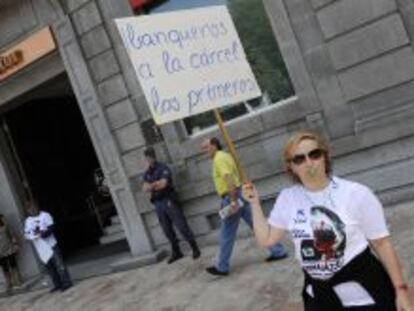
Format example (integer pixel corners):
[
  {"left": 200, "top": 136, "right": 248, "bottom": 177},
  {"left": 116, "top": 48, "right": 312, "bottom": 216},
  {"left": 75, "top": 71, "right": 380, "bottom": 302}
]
[{"left": 213, "top": 109, "right": 248, "bottom": 184}]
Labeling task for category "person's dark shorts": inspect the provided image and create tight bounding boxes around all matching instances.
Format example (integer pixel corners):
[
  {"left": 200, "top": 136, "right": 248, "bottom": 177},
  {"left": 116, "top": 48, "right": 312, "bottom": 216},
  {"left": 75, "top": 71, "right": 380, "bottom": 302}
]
[{"left": 0, "top": 254, "right": 17, "bottom": 272}]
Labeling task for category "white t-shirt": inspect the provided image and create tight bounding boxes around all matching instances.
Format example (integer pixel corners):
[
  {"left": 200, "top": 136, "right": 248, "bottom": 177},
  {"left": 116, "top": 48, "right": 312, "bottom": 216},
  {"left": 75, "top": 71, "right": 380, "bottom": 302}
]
[
  {"left": 268, "top": 177, "right": 389, "bottom": 306},
  {"left": 24, "top": 211, "right": 57, "bottom": 263}
]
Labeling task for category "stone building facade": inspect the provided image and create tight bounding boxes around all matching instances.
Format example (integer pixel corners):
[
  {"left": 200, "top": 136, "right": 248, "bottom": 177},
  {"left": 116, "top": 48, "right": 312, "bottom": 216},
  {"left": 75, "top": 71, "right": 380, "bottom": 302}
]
[{"left": 0, "top": 0, "right": 414, "bottom": 282}]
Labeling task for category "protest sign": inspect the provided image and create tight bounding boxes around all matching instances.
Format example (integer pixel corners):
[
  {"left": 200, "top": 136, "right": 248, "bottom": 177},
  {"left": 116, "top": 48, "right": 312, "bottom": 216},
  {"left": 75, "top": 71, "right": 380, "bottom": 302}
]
[{"left": 115, "top": 6, "right": 261, "bottom": 125}]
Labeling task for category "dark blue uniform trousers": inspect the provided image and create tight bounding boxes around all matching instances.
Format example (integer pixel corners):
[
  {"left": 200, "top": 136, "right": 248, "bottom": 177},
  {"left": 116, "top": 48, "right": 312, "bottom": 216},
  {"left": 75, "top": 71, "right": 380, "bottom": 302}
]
[{"left": 153, "top": 197, "right": 195, "bottom": 247}]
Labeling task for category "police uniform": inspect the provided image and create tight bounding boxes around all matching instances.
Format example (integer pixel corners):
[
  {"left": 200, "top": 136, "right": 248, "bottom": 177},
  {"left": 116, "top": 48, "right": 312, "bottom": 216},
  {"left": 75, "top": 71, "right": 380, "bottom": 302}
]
[{"left": 144, "top": 161, "right": 200, "bottom": 261}]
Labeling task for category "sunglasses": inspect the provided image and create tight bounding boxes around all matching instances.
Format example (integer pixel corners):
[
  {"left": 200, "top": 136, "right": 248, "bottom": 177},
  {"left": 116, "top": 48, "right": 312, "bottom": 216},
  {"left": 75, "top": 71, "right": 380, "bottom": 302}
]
[{"left": 289, "top": 148, "right": 324, "bottom": 165}]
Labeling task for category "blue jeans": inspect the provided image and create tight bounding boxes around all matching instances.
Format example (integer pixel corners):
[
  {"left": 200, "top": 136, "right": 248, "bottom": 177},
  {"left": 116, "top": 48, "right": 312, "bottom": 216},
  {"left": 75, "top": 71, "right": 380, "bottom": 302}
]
[
  {"left": 45, "top": 246, "right": 72, "bottom": 289},
  {"left": 216, "top": 191, "right": 287, "bottom": 272}
]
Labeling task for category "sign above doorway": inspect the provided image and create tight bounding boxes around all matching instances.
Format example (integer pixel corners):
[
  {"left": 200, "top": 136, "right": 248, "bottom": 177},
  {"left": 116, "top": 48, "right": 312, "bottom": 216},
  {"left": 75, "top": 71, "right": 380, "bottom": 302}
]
[{"left": 0, "top": 27, "right": 56, "bottom": 82}]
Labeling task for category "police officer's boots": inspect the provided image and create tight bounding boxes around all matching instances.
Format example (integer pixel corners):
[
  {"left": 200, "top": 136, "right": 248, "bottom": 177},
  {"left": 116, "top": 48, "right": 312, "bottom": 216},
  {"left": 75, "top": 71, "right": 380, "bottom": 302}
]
[
  {"left": 167, "top": 242, "right": 183, "bottom": 264},
  {"left": 189, "top": 239, "right": 201, "bottom": 260}
]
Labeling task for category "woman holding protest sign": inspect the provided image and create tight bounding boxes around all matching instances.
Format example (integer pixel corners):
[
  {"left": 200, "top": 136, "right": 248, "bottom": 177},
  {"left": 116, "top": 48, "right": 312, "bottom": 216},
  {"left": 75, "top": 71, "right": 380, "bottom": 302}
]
[{"left": 243, "top": 130, "right": 413, "bottom": 310}]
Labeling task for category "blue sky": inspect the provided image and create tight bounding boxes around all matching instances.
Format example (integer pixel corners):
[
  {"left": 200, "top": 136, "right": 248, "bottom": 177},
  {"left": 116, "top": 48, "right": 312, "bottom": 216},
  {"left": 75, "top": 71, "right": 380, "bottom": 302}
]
[{"left": 152, "top": 0, "right": 227, "bottom": 13}]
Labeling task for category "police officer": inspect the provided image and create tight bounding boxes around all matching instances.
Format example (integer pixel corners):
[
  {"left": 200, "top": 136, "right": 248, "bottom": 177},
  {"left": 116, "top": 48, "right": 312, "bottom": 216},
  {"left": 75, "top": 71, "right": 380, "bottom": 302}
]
[{"left": 142, "top": 147, "right": 201, "bottom": 264}]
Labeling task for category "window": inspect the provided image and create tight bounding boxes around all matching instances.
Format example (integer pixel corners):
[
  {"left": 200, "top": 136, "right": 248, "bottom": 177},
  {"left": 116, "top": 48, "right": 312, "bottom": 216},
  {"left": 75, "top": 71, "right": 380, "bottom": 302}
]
[{"left": 150, "top": 0, "right": 294, "bottom": 135}]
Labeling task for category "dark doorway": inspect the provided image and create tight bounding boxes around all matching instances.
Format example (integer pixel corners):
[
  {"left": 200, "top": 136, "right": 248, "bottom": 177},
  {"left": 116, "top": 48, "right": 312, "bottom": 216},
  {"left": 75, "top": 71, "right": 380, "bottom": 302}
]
[{"left": 3, "top": 78, "right": 120, "bottom": 258}]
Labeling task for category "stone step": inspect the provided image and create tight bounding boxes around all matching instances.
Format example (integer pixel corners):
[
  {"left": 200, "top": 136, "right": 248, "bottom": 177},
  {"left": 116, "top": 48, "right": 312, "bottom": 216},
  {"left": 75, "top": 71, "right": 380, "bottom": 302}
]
[
  {"left": 111, "top": 215, "right": 121, "bottom": 225},
  {"left": 99, "top": 231, "right": 126, "bottom": 245},
  {"left": 104, "top": 223, "right": 124, "bottom": 235}
]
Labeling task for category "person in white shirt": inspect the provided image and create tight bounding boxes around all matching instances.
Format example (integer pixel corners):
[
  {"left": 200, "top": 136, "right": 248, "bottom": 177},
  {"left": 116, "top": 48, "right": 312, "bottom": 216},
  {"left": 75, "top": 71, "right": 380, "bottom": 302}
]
[
  {"left": 243, "top": 131, "right": 413, "bottom": 310},
  {"left": 24, "top": 200, "right": 72, "bottom": 292}
]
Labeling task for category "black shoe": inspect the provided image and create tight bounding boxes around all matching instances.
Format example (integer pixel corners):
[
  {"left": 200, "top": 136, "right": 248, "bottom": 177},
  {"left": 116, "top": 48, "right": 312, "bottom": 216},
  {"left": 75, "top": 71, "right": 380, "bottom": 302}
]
[
  {"left": 205, "top": 266, "right": 228, "bottom": 276},
  {"left": 192, "top": 250, "right": 201, "bottom": 260},
  {"left": 167, "top": 252, "right": 184, "bottom": 264},
  {"left": 60, "top": 284, "right": 73, "bottom": 292},
  {"left": 265, "top": 253, "right": 288, "bottom": 262},
  {"left": 49, "top": 287, "right": 60, "bottom": 293},
  {"left": 189, "top": 240, "right": 201, "bottom": 260}
]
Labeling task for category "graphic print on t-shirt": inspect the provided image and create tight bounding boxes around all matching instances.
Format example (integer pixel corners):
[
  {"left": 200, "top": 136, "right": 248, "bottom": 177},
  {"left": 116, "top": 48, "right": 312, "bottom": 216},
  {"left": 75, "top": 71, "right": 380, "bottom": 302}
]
[{"left": 300, "top": 206, "right": 346, "bottom": 278}]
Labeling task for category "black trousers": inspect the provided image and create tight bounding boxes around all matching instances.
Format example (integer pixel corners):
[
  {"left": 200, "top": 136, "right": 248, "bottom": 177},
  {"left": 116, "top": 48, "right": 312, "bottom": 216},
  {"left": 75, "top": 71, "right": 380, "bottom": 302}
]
[
  {"left": 45, "top": 246, "right": 72, "bottom": 289},
  {"left": 0, "top": 254, "right": 17, "bottom": 273},
  {"left": 153, "top": 197, "right": 195, "bottom": 246}
]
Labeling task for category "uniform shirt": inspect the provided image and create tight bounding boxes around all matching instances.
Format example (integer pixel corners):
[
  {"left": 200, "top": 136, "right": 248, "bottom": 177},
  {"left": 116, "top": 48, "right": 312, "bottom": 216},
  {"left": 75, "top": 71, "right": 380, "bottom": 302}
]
[
  {"left": 24, "top": 211, "right": 57, "bottom": 263},
  {"left": 212, "top": 150, "right": 241, "bottom": 197},
  {"left": 143, "top": 161, "right": 175, "bottom": 202},
  {"left": 268, "top": 177, "right": 389, "bottom": 306}
]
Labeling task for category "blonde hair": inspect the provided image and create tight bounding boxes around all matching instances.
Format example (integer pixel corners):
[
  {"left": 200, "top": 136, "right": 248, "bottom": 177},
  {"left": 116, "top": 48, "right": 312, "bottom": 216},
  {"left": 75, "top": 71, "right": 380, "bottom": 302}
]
[{"left": 282, "top": 131, "right": 331, "bottom": 183}]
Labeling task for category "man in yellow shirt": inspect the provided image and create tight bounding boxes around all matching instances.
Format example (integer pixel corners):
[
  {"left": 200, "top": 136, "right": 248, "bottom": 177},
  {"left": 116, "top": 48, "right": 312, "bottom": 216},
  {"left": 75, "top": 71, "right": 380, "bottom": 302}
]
[{"left": 201, "top": 137, "right": 287, "bottom": 276}]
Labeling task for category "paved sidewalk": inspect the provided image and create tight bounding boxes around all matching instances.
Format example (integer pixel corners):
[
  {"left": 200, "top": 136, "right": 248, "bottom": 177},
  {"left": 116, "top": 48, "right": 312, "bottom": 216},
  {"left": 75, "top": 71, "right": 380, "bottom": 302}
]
[{"left": 0, "top": 201, "right": 413, "bottom": 311}]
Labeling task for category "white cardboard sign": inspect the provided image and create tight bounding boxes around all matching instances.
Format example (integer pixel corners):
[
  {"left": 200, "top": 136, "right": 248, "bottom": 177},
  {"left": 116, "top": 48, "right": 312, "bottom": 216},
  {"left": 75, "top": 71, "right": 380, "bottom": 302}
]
[{"left": 115, "top": 6, "right": 261, "bottom": 124}]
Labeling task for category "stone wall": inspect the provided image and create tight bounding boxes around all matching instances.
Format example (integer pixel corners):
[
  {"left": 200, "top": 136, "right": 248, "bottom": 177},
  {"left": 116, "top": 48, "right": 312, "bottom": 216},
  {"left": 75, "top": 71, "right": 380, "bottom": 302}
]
[{"left": 262, "top": 0, "right": 414, "bottom": 200}]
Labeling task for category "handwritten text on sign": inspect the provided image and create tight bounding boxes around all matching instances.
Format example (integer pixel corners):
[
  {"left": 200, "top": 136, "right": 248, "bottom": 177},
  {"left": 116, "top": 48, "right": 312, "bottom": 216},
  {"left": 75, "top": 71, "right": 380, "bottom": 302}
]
[{"left": 115, "top": 6, "right": 261, "bottom": 124}]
